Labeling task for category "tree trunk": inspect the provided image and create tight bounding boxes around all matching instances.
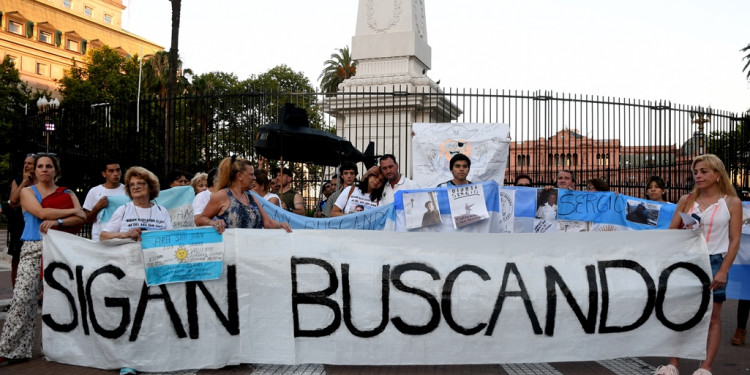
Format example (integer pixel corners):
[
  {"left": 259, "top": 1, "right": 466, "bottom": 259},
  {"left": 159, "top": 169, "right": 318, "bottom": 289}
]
[{"left": 165, "top": 0, "right": 181, "bottom": 178}]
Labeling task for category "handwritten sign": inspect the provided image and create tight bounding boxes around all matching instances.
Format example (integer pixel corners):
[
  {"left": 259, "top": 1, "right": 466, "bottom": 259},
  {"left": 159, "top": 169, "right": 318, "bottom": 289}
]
[
  {"left": 447, "top": 184, "right": 489, "bottom": 228},
  {"left": 141, "top": 227, "right": 224, "bottom": 286}
]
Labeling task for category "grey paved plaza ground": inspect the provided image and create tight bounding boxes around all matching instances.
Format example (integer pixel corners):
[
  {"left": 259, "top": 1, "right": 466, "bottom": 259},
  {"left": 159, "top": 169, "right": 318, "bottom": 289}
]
[{"left": 1, "top": 228, "right": 749, "bottom": 374}]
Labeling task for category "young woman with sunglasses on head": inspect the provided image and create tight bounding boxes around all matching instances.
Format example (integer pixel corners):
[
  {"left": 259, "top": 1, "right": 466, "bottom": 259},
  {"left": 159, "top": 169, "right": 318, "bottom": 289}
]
[{"left": 0, "top": 154, "right": 85, "bottom": 367}]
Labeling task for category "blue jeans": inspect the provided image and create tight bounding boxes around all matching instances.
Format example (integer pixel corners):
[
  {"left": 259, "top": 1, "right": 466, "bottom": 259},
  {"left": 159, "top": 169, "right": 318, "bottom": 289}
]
[{"left": 710, "top": 253, "right": 726, "bottom": 303}]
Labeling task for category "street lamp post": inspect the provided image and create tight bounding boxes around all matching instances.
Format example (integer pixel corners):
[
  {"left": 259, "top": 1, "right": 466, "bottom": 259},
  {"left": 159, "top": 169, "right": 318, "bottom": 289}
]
[
  {"left": 36, "top": 96, "right": 60, "bottom": 152},
  {"left": 690, "top": 111, "right": 711, "bottom": 156}
]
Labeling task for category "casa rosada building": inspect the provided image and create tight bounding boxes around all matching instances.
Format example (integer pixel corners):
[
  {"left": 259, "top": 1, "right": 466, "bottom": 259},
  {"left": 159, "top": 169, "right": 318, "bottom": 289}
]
[
  {"left": 507, "top": 128, "right": 697, "bottom": 195},
  {"left": 0, "top": 0, "right": 162, "bottom": 97}
]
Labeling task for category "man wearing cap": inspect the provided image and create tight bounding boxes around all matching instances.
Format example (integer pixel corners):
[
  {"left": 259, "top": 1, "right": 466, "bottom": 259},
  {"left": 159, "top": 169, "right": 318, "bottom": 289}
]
[{"left": 277, "top": 167, "right": 305, "bottom": 215}]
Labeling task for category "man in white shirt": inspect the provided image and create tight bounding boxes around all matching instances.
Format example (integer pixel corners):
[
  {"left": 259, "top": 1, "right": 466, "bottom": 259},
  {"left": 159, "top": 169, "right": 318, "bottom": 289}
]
[
  {"left": 83, "top": 160, "right": 126, "bottom": 241},
  {"left": 379, "top": 154, "right": 419, "bottom": 204}
]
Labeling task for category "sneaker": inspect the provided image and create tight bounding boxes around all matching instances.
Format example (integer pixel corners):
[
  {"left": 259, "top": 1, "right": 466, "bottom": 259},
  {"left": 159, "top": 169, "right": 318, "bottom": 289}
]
[
  {"left": 691, "top": 369, "right": 711, "bottom": 375},
  {"left": 654, "top": 364, "right": 679, "bottom": 375},
  {"left": 120, "top": 368, "right": 137, "bottom": 375}
]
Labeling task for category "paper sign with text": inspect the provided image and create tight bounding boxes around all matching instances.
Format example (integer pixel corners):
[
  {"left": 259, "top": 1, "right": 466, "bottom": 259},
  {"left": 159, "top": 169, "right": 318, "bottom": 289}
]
[{"left": 141, "top": 227, "right": 224, "bottom": 286}]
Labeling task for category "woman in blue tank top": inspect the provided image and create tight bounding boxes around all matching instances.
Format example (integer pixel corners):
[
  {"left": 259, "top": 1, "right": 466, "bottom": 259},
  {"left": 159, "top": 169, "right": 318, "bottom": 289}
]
[{"left": 0, "top": 154, "right": 85, "bottom": 366}]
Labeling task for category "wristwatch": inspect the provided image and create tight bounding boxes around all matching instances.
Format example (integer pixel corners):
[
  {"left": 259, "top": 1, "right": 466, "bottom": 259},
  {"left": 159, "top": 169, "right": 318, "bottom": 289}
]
[{"left": 57, "top": 218, "right": 64, "bottom": 227}]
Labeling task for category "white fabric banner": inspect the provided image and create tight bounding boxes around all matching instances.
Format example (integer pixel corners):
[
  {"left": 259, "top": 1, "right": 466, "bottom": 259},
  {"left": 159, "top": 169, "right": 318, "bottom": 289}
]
[
  {"left": 42, "top": 229, "right": 711, "bottom": 371},
  {"left": 412, "top": 123, "right": 511, "bottom": 187}
]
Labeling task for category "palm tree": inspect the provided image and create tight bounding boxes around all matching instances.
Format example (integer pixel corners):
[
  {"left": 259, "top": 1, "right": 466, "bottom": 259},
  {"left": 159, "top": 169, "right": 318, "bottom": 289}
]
[
  {"left": 318, "top": 46, "right": 356, "bottom": 93},
  {"left": 165, "top": 0, "right": 181, "bottom": 177},
  {"left": 742, "top": 43, "right": 750, "bottom": 80}
]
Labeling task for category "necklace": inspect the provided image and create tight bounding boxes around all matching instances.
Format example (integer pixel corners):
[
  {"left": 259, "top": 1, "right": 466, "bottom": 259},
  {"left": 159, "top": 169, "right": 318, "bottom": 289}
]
[{"left": 133, "top": 202, "right": 153, "bottom": 224}]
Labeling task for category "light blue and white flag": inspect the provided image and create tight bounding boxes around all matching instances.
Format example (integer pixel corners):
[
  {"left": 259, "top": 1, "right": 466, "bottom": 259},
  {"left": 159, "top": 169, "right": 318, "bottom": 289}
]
[
  {"left": 727, "top": 202, "right": 750, "bottom": 300},
  {"left": 100, "top": 185, "right": 196, "bottom": 228},
  {"left": 555, "top": 190, "right": 675, "bottom": 230},
  {"left": 392, "top": 181, "right": 502, "bottom": 232},
  {"left": 141, "top": 227, "right": 224, "bottom": 286}
]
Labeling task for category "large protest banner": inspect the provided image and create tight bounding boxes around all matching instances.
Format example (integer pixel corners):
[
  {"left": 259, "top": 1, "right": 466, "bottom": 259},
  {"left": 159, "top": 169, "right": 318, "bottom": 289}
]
[{"left": 42, "top": 229, "right": 710, "bottom": 371}]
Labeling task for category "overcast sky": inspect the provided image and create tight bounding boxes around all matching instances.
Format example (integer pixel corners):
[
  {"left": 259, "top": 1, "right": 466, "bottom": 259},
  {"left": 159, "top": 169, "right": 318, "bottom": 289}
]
[{"left": 122, "top": 0, "right": 750, "bottom": 113}]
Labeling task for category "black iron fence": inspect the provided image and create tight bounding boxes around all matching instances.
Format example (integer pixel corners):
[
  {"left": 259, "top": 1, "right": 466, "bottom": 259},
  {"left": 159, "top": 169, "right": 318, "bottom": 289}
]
[{"left": 12, "top": 88, "right": 750, "bottom": 211}]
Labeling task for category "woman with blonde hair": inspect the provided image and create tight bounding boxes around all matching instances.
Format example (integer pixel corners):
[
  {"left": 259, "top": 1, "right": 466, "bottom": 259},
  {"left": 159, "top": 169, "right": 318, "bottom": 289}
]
[
  {"left": 100, "top": 167, "right": 172, "bottom": 241},
  {"left": 197, "top": 156, "right": 291, "bottom": 233},
  {"left": 654, "top": 154, "right": 742, "bottom": 375}
]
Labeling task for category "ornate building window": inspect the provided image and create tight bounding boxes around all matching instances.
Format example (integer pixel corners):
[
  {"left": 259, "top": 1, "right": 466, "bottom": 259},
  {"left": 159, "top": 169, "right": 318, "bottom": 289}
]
[
  {"left": 66, "top": 38, "right": 79, "bottom": 52},
  {"left": 63, "top": 0, "right": 72, "bottom": 8},
  {"left": 84, "top": 6, "right": 93, "bottom": 17},
  {"left": 104, "top": 14, "right": 112, "bottom": 24},
  {"left": 39, "top": 30, "right": 52, "bottom": 44},
  {"left": 8, "top": 20, "right": 23, "bottom": 35}
]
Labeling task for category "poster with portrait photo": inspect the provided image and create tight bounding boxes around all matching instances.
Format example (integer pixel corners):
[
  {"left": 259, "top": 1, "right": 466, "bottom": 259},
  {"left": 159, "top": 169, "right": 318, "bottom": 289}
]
[
  {"left": 625, "top": 199, "right": 659, "bottom": 226},
  {"left": 447, "top": 184, "right": 489, "bottom": 229},
  {"left": 402, "top": 191, "right": 441, "bottom": 230},
  {"left": 742, "top": 202, "right": 750, "bottom": 235},
  {"left": 536, "top": 188, "right": 558, "bottom": 220}
]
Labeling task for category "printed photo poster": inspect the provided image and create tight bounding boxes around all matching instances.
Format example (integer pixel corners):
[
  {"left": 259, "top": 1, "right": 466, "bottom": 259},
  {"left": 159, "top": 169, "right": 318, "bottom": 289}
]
[
  {"left": 412, "top": 123, "right": 511, "bottom": 187},
  {"left": 447, "top": 184, "right": 490, "bottom": 229},
  {"left": 402, "top": 191, "right": 442, "bottom": 230},
  {"left": 536, "top": 188, "right": 558, "bottom": 220},
  {"left": 140, "top": 227, "right": 224, "bottom": 286},
  {"left": 625, "top": 199, "right": 660, "bottom": 226},
  {"left": 498, "top": 188, "right": 515, "bottom": 233}
]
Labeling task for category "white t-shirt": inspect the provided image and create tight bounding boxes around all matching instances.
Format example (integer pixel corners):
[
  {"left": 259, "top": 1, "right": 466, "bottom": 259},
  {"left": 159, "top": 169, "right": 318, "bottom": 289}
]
[
  {"left": 536, "top": 203, "right": 557, "bottom": 220},
  {"left": 102, "top": 202, "right": 173, "bottom": 234},
  {"left": 192, "top": 190, "right": 212, "bottom": 216},
  {"left": 83, "top": 184, "right": 126, "bottom": 241},
  {"left": 263, "top": 192, "right": 281, "bottom": 206},
  {"left": 381, "top": 175, "right": 419, "bottom": 204},
  {"left": 334, "top": 186, "right": 379, "bottom": 214}
]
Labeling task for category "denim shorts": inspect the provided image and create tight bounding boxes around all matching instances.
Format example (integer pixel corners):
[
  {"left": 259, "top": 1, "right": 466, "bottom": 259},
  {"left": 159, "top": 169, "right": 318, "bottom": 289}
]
[{"left": 710, "top": 253, "right": 726, "bottom": 303}]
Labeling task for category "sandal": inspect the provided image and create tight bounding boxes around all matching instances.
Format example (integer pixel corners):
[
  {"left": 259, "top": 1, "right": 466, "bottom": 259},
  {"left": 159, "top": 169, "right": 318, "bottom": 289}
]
[{"left": 732, "top": 328, "right": 746, "bottom": 346}]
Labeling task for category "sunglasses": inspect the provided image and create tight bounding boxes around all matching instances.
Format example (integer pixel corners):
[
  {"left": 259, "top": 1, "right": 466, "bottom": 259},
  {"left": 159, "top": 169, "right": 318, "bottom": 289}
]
[{"left": 35, "top": 152, "right": 57, "bottom": 157}]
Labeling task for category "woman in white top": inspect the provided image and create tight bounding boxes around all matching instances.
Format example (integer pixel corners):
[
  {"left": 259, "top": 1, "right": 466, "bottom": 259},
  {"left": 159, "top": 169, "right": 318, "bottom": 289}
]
[
  {"left": 101, "top": 166, "right": 173, "bottom": 242},
  {"left": 253, "top": 169, "right": 281, "bottom": 206},
  {"left": 331, "top": 166, "right": 386, "bottom": 216},
  {"left": 654, "top": 154, "right": 741, "bottom": 375}
]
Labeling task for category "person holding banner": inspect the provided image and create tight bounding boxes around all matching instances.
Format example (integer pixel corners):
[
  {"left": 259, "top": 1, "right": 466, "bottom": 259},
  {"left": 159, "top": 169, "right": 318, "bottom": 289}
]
[
  {"left": 437, "top": 153, "right": 472, "bottom": 187},
  {"left": 655, "top": 154, "right": 742, "bottom": 375},
  {"left": 197, "top": 156, "right": 292, "bottom": 233},
  {"left": 0, "top": 154, "right": 85, "bottom": 367},
  {"left": 100, "top": 167, "right": 173, "bottom": 242},
  {"left": 646, "top": 175, "right": 669, "bottom": 203},
  {"left": 330, "top": 165, "right": 386, "bottom": 216}
]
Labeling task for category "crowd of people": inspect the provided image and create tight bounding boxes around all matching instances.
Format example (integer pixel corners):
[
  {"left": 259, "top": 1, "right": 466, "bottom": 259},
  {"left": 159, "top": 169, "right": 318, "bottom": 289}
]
[{"left": 0, "top": 152, "right": 745, "bottom": 375}]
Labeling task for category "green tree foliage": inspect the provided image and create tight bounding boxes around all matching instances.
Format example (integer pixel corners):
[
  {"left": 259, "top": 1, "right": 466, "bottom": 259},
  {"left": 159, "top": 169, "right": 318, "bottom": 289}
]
[
  {"left": 58, "top": 45, "right": 140, "bottom": 104},
  {"left": 0, "top": 56, "right": 31, "bottom": 201},
  {"left": 318, "top": 46, "right": 356, "bottom": 93},
  {"left": 706, "top": 114, "right": 750, "bottom": 177}
]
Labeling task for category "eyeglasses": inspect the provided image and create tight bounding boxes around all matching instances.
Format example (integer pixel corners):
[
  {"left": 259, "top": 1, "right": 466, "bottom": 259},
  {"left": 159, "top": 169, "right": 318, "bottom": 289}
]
[
  {"left": 26, "top": 153, "right": 37, "bottom": 158},
  {"left": 35, "top": 152, "right": 57, "bottom": 157},
  {"left": 129, "top": 181, "right": 147, "bottom": 188}
]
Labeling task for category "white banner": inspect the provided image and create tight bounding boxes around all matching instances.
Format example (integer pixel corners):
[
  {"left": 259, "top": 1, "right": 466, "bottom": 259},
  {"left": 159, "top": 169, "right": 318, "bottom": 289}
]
[
  {"left": 42, "top": 229, "right": 711, "bottom": 371},
  {"left": 412, "top": 123, "right": 511, "bottom": 187}
]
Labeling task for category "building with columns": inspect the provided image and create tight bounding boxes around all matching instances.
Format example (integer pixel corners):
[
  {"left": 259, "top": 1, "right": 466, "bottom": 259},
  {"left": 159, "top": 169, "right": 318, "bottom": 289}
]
[{"left": 0, "top": 0, "right": 162, "bottom": 97}]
